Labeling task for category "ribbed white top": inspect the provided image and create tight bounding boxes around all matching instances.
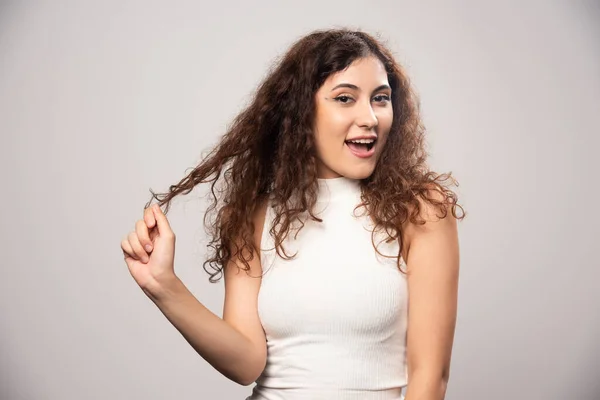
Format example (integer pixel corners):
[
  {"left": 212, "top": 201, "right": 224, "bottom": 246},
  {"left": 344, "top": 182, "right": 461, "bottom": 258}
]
[{"left": 247, "top": 176, "right": 408, "bottom": 400}]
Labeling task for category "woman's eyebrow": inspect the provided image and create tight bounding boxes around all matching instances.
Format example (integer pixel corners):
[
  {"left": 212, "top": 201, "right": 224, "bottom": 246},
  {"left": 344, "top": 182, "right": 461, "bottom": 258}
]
[{"left": 330, "top": 83, "right": 391, "bottom": 93}]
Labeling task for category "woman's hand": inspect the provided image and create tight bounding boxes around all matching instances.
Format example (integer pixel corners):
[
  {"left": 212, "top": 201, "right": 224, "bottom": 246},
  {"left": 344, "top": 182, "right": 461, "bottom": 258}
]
[{"left": 121, "top": 204, "right": 177, "bottom": 296}]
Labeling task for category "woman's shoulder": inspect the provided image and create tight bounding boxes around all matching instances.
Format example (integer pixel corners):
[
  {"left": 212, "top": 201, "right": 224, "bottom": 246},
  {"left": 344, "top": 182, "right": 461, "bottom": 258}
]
[{"left": 402, "top": 186, "right": 455, "bottom": 246}]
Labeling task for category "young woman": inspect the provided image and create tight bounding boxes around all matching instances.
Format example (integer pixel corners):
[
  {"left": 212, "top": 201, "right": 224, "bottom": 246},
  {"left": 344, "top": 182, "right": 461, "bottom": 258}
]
[{"left": 121, "top": 28, "right": 465, "bottom": 400}]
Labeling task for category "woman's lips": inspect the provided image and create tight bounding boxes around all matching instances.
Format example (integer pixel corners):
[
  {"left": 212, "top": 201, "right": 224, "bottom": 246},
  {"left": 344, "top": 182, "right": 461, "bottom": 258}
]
[{"left": 345, "top": 141, "right": 376, "bottom": 158}]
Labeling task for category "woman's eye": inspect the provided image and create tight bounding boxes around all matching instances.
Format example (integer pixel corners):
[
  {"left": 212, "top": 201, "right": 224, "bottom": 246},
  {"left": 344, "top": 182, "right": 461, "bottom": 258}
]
[
  {"left": 334, "top": 95, "right": 390, "bottom": 104},
  {"left": 334, "top": 95, "right": 353, "bottom": 104},
  {"left": 373, "top": 94, "right": 391, "bottom": 103}
]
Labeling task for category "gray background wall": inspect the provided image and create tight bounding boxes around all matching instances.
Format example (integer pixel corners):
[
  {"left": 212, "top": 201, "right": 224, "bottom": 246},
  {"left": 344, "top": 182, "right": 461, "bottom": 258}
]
[{"left": 1, "top": 1, "right": 598, "bottom": 399}]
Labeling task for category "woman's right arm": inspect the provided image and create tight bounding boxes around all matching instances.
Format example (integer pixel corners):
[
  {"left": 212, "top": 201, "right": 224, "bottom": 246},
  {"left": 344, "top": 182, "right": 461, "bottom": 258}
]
[
  {"left": 149, "top": 271, "right": 266, "bottom": 386},
  {"left": 122, "top": 200, "right": 269, "bottom": 386}
]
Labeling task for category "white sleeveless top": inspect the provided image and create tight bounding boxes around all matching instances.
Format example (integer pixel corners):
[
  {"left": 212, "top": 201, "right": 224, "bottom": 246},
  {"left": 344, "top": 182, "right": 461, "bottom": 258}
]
[{"left": 247, "top": 176, "right": 408, "bottom": 400}]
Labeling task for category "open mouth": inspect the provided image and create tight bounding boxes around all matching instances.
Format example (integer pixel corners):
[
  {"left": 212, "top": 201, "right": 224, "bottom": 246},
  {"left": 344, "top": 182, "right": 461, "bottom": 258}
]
[
  {"left": 344, "top": 138, "right": 377, "bottom": 158},
  {"left": 345, "top": 139, "right": 376, "bottom": 151}
]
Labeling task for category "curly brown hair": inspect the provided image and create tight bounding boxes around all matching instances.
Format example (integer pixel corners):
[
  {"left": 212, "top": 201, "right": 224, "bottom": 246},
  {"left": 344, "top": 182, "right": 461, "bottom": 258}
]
[{"left": 144, "top": 27, "right": 466, "bottom": 283}]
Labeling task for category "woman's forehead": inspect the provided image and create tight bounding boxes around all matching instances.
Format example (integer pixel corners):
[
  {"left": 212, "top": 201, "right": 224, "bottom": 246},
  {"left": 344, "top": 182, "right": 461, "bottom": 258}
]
[{"left": 321, "top": 57, "right": 389, "bottom": 90}]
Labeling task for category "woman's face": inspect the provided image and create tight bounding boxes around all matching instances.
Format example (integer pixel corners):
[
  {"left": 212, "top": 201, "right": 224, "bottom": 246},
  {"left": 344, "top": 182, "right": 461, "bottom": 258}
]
[{"left": 312, "top": 56, "right": 393, "bottom": 180}]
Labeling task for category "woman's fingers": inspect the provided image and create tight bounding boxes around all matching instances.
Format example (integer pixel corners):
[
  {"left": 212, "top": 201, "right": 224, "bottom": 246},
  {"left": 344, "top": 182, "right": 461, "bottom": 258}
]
[
  {"left": 136, "top": 219, "right": 153, "bottom": 253},
  {"left": 121, "top": 237, "right": 135, "bottom": 260},
  {"left": 122, "top": 205, "right": 178, "bottom": 292},
  {"left": 121, "top": 204, "right": 170, "bottom": 270},
  {"left": 152, "top": 204, "right": 174, "bottom": 238},
  {"left": 144, "top": 206, "right": 156, "bottom": 230},
  {"left": 128, "top": 231, "right": 149, "bottom": 263}
]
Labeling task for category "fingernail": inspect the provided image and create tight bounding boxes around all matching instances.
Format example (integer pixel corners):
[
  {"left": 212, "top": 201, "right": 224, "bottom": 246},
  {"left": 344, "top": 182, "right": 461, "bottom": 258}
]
[{"left": 145, "top": 244, "right": 153, "bottom": 252}]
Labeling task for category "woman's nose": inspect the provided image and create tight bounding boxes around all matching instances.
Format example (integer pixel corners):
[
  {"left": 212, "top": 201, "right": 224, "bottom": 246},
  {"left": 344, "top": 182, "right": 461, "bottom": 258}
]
[{"left": 356, "top": 102, "right": 378, "bottom": 129}]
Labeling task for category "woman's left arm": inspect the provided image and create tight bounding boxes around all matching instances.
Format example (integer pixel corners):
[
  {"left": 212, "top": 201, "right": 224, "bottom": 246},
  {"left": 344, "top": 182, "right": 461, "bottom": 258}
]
[{"left": 403, "top": 195, "right": 460, "bottom": 400}]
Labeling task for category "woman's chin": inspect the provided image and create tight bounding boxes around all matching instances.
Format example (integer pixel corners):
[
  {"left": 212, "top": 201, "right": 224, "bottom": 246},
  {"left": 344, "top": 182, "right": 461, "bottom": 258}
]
[{"left": 339, "top": 166, "right": 376, "bottom": 180}]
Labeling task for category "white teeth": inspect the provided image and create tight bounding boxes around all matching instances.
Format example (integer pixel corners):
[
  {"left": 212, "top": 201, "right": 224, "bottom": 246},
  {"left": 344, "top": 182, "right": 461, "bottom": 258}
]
[{"left": 347, "top": 139, "right": 375, "bottom": 144}]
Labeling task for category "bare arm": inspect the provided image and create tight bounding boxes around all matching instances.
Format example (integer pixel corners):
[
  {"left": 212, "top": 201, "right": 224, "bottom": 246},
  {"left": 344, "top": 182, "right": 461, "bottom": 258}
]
[
  {"left": 149, "top": 276, "right": 265, "bottom": 385},
  {"left": 403, "top": 192, "right": 460, "bottom": 400},
  {"left": 147, "top": 197, "right": 269, "bottom": 386}
]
